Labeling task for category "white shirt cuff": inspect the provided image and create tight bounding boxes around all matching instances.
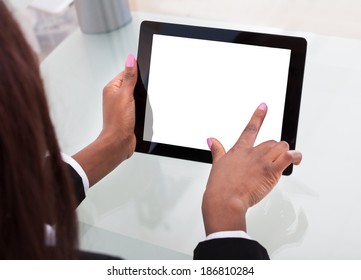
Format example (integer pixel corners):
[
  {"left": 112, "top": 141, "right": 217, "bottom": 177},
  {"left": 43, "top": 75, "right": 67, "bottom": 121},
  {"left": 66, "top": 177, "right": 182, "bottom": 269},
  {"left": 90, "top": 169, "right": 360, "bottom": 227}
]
[
  {"left": 45, "top": 224, "right": 56, "bottom": 246},
  {"left": 206, "top": 231, "right": 253, "bottom": 241},
  {"left": 61, "top": 152, "right": 89, "bottom": 194}
]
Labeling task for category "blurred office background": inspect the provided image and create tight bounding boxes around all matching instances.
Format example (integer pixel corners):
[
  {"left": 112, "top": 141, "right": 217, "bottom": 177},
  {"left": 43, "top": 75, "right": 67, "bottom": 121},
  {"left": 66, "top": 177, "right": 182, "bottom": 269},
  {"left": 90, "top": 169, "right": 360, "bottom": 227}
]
[
  {"left": 5, "top": 0, "right": 78, "bottom": 60},
  {"left": 6, "top": 0, "right": 361, "bottom": 60}
]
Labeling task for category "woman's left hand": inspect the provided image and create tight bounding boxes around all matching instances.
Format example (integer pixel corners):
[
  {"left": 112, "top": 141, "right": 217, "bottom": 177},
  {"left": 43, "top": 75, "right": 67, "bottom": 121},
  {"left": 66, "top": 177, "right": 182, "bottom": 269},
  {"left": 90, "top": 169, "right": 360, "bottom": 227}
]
[
  {"left": 100, "top": 54, "right": 138, "bottom": 161},
  {"left": 73, "top": 54, "right": 138, "bottom": 186}
]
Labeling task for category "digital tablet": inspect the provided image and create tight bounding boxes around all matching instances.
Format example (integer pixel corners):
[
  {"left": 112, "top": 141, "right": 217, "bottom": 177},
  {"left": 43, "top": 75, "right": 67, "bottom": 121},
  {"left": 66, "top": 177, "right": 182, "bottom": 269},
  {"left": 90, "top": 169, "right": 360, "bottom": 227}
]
[{"left": 135, "top": 21, "right": 307, "bottom": 175}]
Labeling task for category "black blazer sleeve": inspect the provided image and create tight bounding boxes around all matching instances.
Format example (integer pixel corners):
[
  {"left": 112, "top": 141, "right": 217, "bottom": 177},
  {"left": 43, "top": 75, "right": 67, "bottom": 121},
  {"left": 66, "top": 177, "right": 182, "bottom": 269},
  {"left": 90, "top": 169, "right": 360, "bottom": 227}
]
[
  {"left": 66, "top": 163, "right": 86, "bottom": 207},
  {"left": 193, "top": 238, "right": 270, "bottom": 260},
  {"left": 77, "top": 250, "right": 121, "bottom": 260}
]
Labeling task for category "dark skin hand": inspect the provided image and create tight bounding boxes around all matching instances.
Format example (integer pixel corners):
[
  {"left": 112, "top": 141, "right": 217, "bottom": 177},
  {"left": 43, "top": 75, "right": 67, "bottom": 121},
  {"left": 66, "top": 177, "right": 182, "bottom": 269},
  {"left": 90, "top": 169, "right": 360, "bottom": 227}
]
[
  {"left": 71, "top": 56, "right": 302, "bottom": 239},
  {"left": 202, "top": 103, "right": 302, "bottom": 235},
  {"left": 73, "top": 54, "right": 138, "bottom": 187}
]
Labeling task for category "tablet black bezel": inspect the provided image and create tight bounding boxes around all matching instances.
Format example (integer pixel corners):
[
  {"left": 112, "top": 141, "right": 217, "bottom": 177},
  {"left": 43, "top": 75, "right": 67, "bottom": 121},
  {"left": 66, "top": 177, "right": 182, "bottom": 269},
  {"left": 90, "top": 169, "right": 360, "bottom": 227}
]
[{"left": 135, "top": 20, "right": 307, "bottom": 175}]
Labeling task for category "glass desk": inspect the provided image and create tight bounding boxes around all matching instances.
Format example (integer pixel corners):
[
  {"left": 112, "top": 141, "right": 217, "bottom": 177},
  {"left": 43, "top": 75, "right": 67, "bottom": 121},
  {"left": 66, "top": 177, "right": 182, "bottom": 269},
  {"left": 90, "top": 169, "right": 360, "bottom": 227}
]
[{"left": 41, "top": 11, "right": 361, "bottom": 259}]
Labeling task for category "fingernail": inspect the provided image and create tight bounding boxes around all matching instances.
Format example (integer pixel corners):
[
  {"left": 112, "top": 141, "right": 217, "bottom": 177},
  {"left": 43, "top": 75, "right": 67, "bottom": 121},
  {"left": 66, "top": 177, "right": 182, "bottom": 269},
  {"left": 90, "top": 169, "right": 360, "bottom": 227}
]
[
  {"left": 207, "top": 138, "right": 213, "bottom": 149},
  {"left": 258, "top": 102, "right": 267, "bottom": 111},
  {"left": 126, "top": 54, "right": 135, "bottom": 68}
]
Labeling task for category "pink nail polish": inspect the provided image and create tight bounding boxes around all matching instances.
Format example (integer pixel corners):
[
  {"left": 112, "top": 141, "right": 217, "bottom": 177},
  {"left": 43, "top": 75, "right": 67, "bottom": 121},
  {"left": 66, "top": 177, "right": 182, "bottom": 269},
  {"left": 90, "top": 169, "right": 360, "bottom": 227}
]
[
  {"left": 126, "top": 54, "right": 135, "bottom": 67},
  {"left": 258, "top": 102, "right": 267, "bottom": 111},
  {"left": 207, "top": 138, "right": 213, "bottom": 149}
]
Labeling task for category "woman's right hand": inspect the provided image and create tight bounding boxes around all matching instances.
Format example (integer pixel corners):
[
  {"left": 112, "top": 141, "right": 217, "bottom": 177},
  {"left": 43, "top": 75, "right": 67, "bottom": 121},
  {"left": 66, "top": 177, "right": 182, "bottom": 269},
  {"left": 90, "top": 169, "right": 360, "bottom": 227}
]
[{"left": 202, "top": 103, "right": 302, "bottom": 236}]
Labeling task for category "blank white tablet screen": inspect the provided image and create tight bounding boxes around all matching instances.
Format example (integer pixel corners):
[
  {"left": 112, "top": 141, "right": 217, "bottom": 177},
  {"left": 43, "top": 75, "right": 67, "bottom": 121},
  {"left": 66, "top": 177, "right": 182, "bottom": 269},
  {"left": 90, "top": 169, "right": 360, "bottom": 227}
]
[{"left": 145, "top": 34, "right": 291, "bottom": 151}]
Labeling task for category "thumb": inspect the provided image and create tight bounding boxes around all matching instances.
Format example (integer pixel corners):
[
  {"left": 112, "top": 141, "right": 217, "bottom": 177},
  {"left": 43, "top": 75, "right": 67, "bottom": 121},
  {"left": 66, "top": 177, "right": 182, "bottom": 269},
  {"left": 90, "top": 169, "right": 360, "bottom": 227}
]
[
  {"left": 123, "top": 53, "right": 138, "bottom": 89},
  {"left": 207, "top": 137, "right": 226, "bottom": 163}
]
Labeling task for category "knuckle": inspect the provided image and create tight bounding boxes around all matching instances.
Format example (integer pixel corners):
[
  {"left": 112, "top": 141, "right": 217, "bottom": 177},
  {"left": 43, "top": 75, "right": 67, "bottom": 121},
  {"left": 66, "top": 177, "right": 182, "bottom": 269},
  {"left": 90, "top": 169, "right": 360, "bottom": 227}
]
[
  {"left": 255, "top": 140, "right": 276, "bottom": 150},
  {"left": 103, "top": 82, "right": 115, "bottom": 94},
  {"left": 263, "top": 162, "right": 281, "bottom": 180},
  {"left": 124, "top": 71, "right": 136, "bottom": 81},
  {"left": 265, "top": 140, "right": 278, "bottom": 147},
  {"left": 282, "top": 151, "right": 293, "bottom": 163},
  {"left": 102, "top": 87, "right": 110, "bottom": 98},
  {"left": 103, "top": 84, "right": 110, "bottom": 93},
  {"left": 270, "top": 140, "right": 278, "bottom": 145},
  {"left": 279, "top": 141, "right": 290, "bottom": 151},
  {"left": 262, "top": 163, "right": 272, "bottom": 175},
  {"left": 244, "top": 123, "right": 258, "bottom": 134}
]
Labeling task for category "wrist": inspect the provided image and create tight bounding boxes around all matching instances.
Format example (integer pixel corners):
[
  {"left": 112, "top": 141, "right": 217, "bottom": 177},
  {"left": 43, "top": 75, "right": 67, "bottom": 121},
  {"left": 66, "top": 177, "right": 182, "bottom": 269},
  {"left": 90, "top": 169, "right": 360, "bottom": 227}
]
[
  {"left": 72, "top": 131, "right": 135, "bottom": 186},
  {"left": 97, "top": 129, "right": 136, "bottom": 163},
  {"left": 201, "top": 188, "right": 248, "bottom": 235}
]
